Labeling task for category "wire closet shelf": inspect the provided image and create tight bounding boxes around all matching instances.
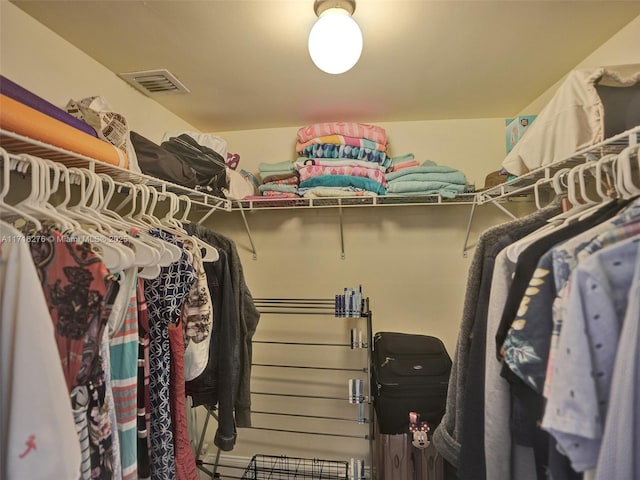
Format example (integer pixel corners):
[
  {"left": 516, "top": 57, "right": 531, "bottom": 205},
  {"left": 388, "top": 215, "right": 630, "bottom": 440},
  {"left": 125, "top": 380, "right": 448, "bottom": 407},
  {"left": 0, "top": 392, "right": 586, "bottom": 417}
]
[
  {"left": 475, "top": 125, "right": 640, "bottom": 205},
  {"left": 232, "top": 193, "right": 478, "bottom": 211},
  {"left": 0, "top": 129, "right": 233, "bottom": 222}
]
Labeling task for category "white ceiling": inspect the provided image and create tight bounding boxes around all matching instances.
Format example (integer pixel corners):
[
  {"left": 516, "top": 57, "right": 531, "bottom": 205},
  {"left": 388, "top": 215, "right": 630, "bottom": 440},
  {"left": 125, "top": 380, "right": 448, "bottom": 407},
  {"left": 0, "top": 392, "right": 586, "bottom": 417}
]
[{"left": 10, "top": 0, "right": 640, "bottom": 132}]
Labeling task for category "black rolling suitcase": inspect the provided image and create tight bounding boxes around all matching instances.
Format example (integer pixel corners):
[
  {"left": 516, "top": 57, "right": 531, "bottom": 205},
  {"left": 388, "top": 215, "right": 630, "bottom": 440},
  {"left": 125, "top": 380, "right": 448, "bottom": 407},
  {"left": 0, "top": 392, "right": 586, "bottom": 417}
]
[{"left": 372, "top": 332, "right": 451, "bottom": 435}]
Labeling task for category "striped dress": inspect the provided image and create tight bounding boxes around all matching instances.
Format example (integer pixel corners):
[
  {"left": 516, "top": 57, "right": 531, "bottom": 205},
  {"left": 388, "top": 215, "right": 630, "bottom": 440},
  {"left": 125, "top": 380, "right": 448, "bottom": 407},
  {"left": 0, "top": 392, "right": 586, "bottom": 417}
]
[{"left": 109, "top": 270, "right": 140, "bottom": 480}]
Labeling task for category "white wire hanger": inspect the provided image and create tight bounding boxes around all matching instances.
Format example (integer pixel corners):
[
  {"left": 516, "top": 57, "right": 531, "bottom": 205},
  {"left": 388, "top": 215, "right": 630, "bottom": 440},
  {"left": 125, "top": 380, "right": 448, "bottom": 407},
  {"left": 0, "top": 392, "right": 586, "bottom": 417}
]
[
  {"left": 119, "top": 182, "right": 182, "bottom": 265},
  {"left": 594, "top": 154, "right": 619, "bottom": 201},
  {"left": 535, "top": 167, "right": 572, "bottom": 228},
  {"left": 63, "top": 167, "right": 133, "bottom": 272},
  {"left": 13, "top": 154, "right": 77, "bottom": 231},
  {"left": 543, "top": 163, "right": 604, "bottom": 225},
  {"left": 0, "top": 148, "right": 42, "bottom": 230},
  {"left": 504, "top": 167, "right": 571, "bottom": 263},
  {"left": 77, "top": 168, "right": 166, "bottom": 271},
  {"left": 572, "top": 158, "right": 623, "bottom": 222},
  {"left": 95, "top": 174, "right": 169, "bottom": 269},
  {"left": 6, "top": 155, "right": 129, "bottom": 272},
  {"left": 158, "top": 192, "right": 220, "bottom": 262},
  {"left": 146, "top": 188, "right": 219, "bottom": 262},
  {"left": 91, "top": 174, "right": 162, "bottom": 270},
  {"left": 617, "top": 143, "right": 640, "bottom": 197}
]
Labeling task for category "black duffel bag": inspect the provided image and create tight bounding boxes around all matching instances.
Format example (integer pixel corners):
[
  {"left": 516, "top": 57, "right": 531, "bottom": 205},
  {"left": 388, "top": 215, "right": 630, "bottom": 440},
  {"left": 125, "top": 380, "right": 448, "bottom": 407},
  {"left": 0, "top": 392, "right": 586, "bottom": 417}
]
[
  {"left": 372, "top": 331, "right": 452, "bottom": 435},
  {"left": 161, "top": 134, "right": 228, "bottom": 197},
  {"left": 130, "top": 131, "right": 198, "bottom": 188}
]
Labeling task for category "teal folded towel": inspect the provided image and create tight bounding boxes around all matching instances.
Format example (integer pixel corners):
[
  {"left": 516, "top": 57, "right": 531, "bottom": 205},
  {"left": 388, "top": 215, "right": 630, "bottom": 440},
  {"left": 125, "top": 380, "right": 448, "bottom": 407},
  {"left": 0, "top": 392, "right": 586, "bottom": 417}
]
[
  {"left": 258, "top": 160, "right": 295, "bottom": 173},
  {"left": 299, "top": 175, "right": 386, "bottom": 195},
  {"left": 386, "top": 160, "right": 466, "bottom": 183},
  {"left": 258, "top": 184, "right": 298, "bottom": 194},
  {"left": 386, "top": 181, "right": 466, "bottom": 198},
  {"left": 387, "top": 171, "right": 467, "bottom": 185}
]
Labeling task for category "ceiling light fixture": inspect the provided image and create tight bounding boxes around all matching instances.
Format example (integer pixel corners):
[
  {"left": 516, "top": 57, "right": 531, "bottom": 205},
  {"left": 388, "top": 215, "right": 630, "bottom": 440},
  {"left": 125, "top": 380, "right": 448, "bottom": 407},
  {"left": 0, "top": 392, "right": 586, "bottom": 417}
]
[{"left": 308, "top": 0, "right": 363, "bottom": 75}]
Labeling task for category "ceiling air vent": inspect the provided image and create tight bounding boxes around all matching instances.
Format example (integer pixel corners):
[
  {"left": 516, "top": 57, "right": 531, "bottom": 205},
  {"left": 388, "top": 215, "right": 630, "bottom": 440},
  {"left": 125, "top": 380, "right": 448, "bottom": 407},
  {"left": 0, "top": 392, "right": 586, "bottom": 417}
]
[{"left": 118, "top": 69, "right": 190, "bottom": 96}]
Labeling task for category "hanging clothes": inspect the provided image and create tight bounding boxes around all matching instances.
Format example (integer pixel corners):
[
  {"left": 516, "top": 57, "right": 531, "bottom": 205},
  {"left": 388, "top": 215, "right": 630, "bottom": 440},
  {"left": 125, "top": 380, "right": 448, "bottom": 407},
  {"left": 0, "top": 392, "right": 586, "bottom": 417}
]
[
  {"left": 446, "top": 149, "right": 640, "bottom": 480},
  {"left": 168, "top": 316, "right": 200, "bottom": 480},
  {"left": 181, "top": 238, "right": 214, "bottom": 382},
  {"left": 185, "top": 248, "right": 240, "bottom": 451},
  {"left": 485, "top": 243, "right": 538, "bottom": 480},
  {"left": 496, "top": 198, "right": 639, "bottom": 478},
  {"left": 458, "top": 199, "right": 563, "bottom": 480},
  {"left": 1, "top": 151, "right": 240, "bottom": 480},
  {"left": 143, "top": 229, "right": 196, "bottom": 480},
  {"left": 492, "top": 200, "right": 629, "bottom": 479},
  {"left": 1, "top": 222, "right": 81, "bottom": 480},
  {"left": 28, "top": 226, "right": 120, "bottom": 480},
  {"left": 136, "top": 277, "right": 151, "bottom": 480},
  {"left": 593, "top": 238, "right": 640, "bottom": 479},
  {"left": 431, "top": 199, "right": 563, "bottom": 470},
  {"left": 542, "top": 235, "right": 640, "bottom": 474},
  {"left": 108, "top": 269, "right": 140, "bottom": 480},
  {"left": 101, "top": 326, "right": 122, "bottom": 480},
  {"left": 184, "top": 224, "right": 260, "bottom": 429}
]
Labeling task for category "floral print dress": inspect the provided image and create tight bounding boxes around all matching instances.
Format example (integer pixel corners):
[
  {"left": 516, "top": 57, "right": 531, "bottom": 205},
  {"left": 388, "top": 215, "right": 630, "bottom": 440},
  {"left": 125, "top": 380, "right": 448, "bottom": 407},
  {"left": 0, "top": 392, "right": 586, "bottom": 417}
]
[{"left": 29, "top": 228, "right": 120, "bottom": 479}]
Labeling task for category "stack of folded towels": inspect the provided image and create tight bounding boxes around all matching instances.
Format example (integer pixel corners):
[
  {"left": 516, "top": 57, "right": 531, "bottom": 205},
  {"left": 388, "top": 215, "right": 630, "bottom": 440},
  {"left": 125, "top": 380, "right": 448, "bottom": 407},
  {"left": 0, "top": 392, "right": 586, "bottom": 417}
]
[
  {"left": 257, "top": 160, "right": 299, "bottom": 198},
  {"left": 294, "top": 122, "right": 392, "bottom": 197},
  {"left": 385, "top": 160, "right": 468, "bottom": 198}
]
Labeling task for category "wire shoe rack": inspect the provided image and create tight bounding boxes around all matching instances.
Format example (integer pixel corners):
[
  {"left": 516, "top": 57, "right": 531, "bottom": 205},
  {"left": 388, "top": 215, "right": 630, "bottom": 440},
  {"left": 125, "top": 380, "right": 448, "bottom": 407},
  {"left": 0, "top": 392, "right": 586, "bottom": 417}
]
[{"left": 241, "top": 455, "right": 349, "bottom": 480}]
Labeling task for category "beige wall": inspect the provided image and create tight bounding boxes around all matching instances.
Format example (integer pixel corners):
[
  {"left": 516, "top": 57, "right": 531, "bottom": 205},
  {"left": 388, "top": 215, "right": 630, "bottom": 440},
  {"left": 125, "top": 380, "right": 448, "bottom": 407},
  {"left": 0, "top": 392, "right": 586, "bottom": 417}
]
[
  {"left": 2, "top": 0, "right": 635, "bottom": 471},
  {"left": 200, "top": 200, "right": 528, "bottom": 464},
  {"left": 519, "top": 13, "right": 640, "bottom": 115},
  {"left": 200, "top": 116, "right": 527, "bottom": 463},
  {"left": 0, "top": 2, "right": 196, "bottom": 143}
]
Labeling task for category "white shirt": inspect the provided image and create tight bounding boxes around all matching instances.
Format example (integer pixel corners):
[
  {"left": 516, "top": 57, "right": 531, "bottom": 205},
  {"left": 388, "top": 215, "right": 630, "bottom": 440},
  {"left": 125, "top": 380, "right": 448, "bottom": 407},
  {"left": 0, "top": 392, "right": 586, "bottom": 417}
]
[
  {"left": 501, "top": 64, "right": 640, "bottom": 176},
  {"left": 0, "top": 222, "right": 81, "bottom": 479}
]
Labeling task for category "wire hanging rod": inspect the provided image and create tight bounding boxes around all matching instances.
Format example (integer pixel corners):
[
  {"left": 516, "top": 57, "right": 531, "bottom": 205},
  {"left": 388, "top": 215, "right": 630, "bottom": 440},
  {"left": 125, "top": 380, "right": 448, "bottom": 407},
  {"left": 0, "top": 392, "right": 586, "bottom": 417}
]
[
  {"left": 251, "top": 391, "right": 353, "bottom": 401},
  {"left": 248, "top": 426, "right": 368, "bottom": 439},
  {"left": 251, "top": 410, "right": 366, "bottom": 423},
  {"left": 253, "top": 340, "right": 351, "bottom": 347},
  {"left": 252, "top": 363, "right": 366, "bottom": 372}
]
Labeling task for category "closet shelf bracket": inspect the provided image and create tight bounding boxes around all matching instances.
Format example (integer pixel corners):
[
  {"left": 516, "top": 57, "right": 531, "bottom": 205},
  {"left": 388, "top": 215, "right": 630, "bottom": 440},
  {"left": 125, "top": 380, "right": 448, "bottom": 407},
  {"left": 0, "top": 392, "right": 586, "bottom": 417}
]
[
  {"left": 235, "top": 200, "right": 258, "bottom": 260},
  {"left": 461, "top": 201, "right": 477, "bottom": 258},
  {"left": 339, "top": 201, "right": 346, "bottom": 260},
  {"left": 462, "top": 195, "right": 519, "bottom": 257},
  {"left": 489, "top": 198, "right": 518, "bottom": 220},
  {"left": 196, "top": 198, "right": 230, "bottom": 224}
]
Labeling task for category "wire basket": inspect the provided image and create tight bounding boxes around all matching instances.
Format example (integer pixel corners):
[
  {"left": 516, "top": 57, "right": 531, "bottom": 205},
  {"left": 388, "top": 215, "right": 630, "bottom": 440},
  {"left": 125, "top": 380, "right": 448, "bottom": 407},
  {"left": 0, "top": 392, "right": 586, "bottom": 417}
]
[{"left": 241, "top": 454, "right": 349, "bottom": 480}]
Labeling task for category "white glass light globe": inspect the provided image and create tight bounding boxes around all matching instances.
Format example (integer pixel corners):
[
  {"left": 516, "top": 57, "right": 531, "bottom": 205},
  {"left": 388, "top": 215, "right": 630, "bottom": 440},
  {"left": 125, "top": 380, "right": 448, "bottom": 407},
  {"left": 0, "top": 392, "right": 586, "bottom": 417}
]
[{"left": 308, "top": 7, "right": 363, "bottom": 75}]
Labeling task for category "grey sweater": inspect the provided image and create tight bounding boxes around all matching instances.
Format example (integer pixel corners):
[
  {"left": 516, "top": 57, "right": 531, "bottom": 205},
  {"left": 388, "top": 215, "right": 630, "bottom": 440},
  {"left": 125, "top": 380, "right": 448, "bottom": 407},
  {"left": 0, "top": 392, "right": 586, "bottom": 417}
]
[{"left": 432, "top": 200, "right": 562, "bottom": 469}]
